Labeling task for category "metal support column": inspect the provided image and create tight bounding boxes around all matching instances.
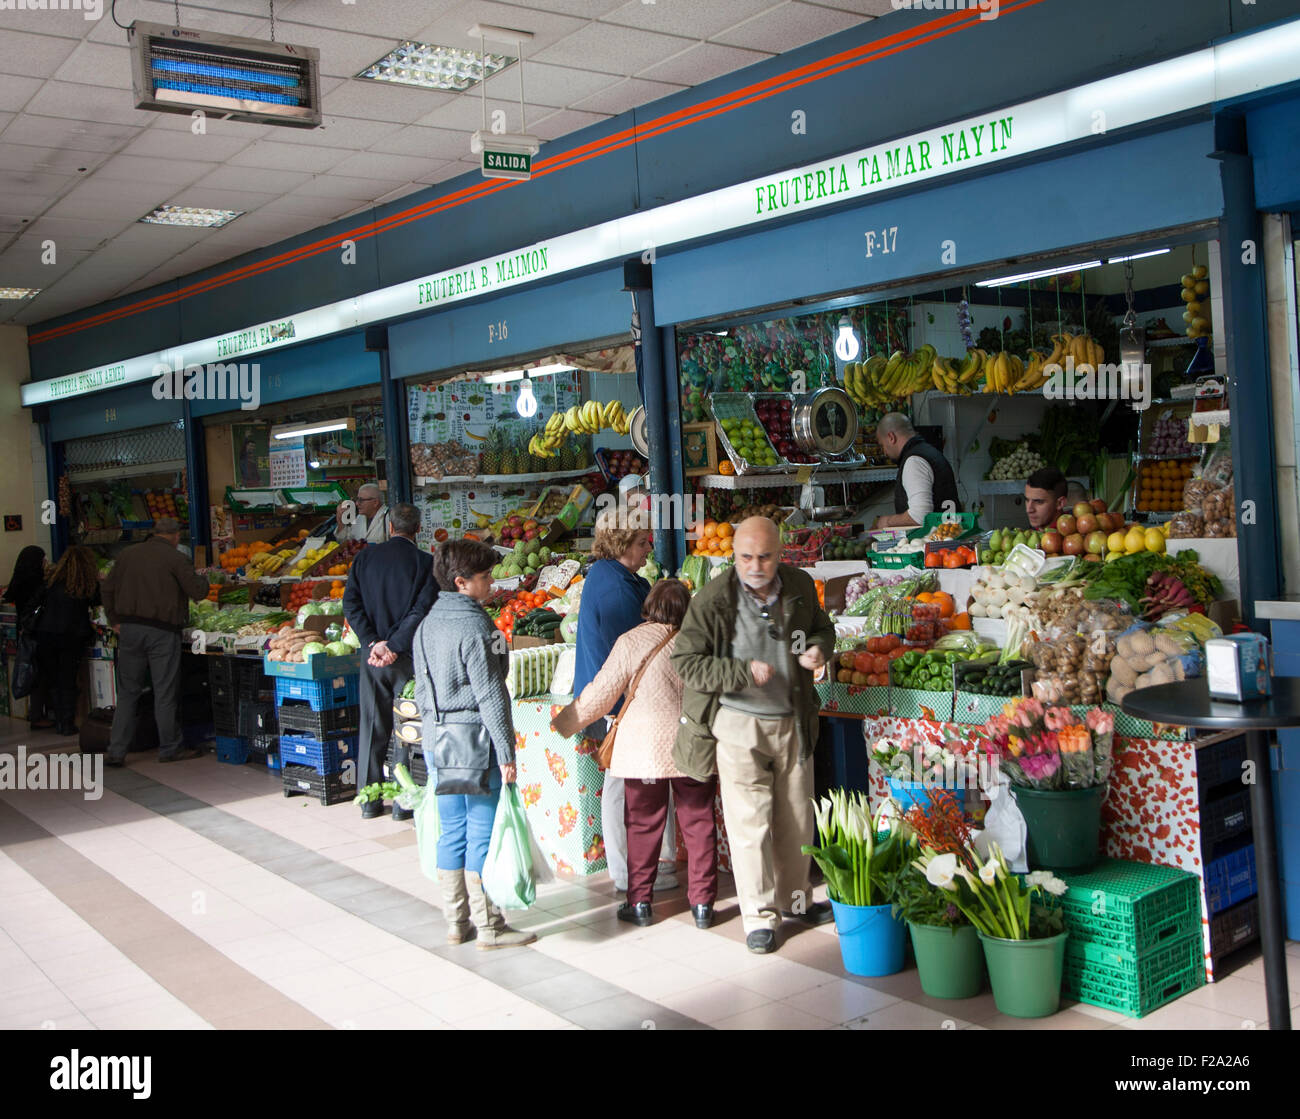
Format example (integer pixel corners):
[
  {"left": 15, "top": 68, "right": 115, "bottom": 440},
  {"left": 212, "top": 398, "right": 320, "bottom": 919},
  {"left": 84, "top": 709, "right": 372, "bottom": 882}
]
[
  {"left": 369, "top": 326, "right": 410, "bottom": 507},
  {"left": 181, "top": 401, "right": 208, "bottom": 559}
]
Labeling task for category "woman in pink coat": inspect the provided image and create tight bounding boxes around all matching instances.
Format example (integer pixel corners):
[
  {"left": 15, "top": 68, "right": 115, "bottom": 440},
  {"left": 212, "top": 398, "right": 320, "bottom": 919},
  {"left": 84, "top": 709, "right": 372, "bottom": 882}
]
[{"left": 552, "top": 579, "right": 718, "bottom": 928}]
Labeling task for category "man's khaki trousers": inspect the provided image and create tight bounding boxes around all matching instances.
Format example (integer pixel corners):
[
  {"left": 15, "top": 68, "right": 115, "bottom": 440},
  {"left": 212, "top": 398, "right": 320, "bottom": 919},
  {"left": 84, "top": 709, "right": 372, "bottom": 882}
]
[{"left": 712, "top": 706, "right": 814, "bottom": 934}]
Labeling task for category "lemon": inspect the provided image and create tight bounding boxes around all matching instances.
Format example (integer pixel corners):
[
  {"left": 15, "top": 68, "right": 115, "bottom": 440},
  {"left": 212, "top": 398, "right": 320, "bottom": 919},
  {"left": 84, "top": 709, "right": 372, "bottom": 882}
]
[
  {"left": 1106, "top": 531, "right": 1126, "bottom": 554},
  {"left": 1124, "top": 527, "right": 1147, "bottom": 554},
  {"left": 1144, "top": 528, "right": 1166, "bottom": 554}
]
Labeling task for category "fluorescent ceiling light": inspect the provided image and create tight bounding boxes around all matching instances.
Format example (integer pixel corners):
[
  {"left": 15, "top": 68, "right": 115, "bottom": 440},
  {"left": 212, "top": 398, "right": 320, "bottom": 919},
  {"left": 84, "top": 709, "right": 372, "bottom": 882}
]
[
  {"left": 358, "top": 42, "right": 514, "bottom": 91},
  {"left": 140, "top": 205, "right": 244, "bottom": 228},
  {"left": 0, "top": 287, "right": 40, "bottom": 300},
  {"left": 976, "top": 261, "right": 1102, "bottom": 288},
  {"left": 481, "top": 363, "right": 569, "bottom": 384},
  {"left": 1107, "top": 249, "right": 1172, "bottom": 263},
  {"left": 272, "top": 418, "right": 355, "bottom": 440}
]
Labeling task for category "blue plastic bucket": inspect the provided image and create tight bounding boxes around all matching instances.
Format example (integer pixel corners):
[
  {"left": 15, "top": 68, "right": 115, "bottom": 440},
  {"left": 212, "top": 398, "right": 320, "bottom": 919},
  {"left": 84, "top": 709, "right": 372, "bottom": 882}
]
[
  {"left": 887, "top": 777, "right": 965, "bottom": 812},
  {"left": 830, "top": 899, "right": 907, "bottom": 977}
]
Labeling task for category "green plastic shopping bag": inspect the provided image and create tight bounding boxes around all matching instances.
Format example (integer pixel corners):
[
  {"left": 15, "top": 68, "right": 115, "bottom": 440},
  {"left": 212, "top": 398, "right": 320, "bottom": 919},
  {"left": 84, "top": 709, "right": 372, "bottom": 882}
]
[
  {"left": 481, "top": 784, "right": 537, "bottom": 909},
  {"left": 393, "top": 765, "right": 441, "bottom": 881}
]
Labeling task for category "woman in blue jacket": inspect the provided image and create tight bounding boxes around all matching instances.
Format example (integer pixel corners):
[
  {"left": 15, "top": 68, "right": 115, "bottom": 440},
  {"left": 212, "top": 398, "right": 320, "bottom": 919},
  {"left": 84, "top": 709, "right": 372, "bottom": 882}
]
[{"left": 573, "top": 506, "right": 657, "bottom": 893}]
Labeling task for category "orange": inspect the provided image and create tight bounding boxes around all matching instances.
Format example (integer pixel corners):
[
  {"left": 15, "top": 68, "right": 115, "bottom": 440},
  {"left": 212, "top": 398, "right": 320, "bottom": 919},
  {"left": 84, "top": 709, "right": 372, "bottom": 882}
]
[
  {"left": 916, "top": 591, "right": 934, "bottom": 604},
  {"left": 716, "top": 522, "right": 734, "bottom": 538},
  {"left": 933, "top": 591, "right": 955, "bottom": 618},
  {"left": 703, "top": 522, "right": 717, "bottom": 539}
]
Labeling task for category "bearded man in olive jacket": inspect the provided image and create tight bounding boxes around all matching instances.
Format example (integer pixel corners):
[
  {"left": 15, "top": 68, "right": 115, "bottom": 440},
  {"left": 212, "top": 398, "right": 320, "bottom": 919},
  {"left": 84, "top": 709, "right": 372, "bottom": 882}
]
[{"left": 671, "top": 516, "right": 836, "bottom": 954}]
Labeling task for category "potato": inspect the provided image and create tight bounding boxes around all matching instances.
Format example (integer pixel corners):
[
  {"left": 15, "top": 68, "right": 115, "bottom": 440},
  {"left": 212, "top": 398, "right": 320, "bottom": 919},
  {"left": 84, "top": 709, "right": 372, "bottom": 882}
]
[
  {"left": 1110, "top": 657, "right": 1138, "bottom": 687},
  {"left": 1129, "top": 630, "right": 1155, "bottom": 656},
  {"left": 1153, "top": 633, "right": 1184, "bottom": 657},
  {"left": 1149, "top": 663, "right": 1175, "bottom": 685}
]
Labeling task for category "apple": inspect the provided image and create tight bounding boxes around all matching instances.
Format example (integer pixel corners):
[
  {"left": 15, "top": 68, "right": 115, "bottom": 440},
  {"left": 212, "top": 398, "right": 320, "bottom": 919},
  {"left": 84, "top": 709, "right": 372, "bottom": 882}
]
[
  {"left": 1063, "top": 533, "right": 1085, "bottom": 556},
  {"left": 1085, "top": 530, "right": 1107, "bottom": 555},
  {"left": 1076, "top": 514, "right": 1097, "bottom": 536},
  {"left": 1041, "top": 531, "right": 1063, "bottom": 555},
  {"left": 1073, "top": 502, "right": 1093, "bottom": 519},
  {"left": 1090, "top": 498, "right": 1108, "bottom": 515},
  {"left": 1082, "top": 553, "right": 1103, "bottom": 563},
  {"left": 1056, "top": 514, "right": 1077, "bottom": 536}
]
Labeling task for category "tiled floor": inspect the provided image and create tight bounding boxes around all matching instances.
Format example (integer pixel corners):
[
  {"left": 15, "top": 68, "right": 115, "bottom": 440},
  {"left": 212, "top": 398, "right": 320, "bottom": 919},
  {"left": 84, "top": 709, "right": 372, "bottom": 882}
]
[{"left": 3, "top": 718, "right": 1298, "bottom": 1030}]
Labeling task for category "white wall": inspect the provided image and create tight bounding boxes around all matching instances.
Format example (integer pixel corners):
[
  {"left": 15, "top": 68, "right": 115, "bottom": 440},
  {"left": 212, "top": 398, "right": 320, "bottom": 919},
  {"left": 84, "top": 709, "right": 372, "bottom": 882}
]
[{"left": 0, "top": 325, "right": 46, "bottom": 581}]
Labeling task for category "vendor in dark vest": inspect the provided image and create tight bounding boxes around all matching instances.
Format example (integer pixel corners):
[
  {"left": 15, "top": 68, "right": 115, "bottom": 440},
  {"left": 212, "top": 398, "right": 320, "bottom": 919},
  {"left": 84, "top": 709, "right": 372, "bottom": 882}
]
[{"left": 871, "top": 412, "right": 961, "bottom": 529}]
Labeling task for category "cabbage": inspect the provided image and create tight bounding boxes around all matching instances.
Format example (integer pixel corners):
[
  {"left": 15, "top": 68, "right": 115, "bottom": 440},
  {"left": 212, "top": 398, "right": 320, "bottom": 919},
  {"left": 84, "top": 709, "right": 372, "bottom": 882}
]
[
  {"left": 320, "top": 600, "right": 343, "bottom": 616},
  {"left": 560, "top": 612, "right": 579, "bottom": 645},
  {"left": 298, "top": 602, "right": 324, "bottom": 616},
  {"left": 324, "top": 623, "right": 343, "bottom": 643},
  {"left": 301, "top": 642, "right": 326, "bottom": 658},
  {"left": 341, "top": 628, "right": 361, "bottom": 649},
  {"left": 324, "top": 641, "right": 351, "bottom": 656}
]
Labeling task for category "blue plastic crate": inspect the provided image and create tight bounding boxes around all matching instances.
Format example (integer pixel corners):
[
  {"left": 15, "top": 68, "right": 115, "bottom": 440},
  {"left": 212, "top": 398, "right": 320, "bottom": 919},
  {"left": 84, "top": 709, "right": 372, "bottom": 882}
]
[
  {"left": 277, "top": 732, "right": 356, "bottom": 775},
  {"left": 265, "top": 750, "right": 282, "bottom": 773},
  {"left": 274, "top": 674, "right": 360, "bottom": 711},
  {"left": 215, "top": 735, "right": 250, "bottom": 765},
  {"left": 1205, "top": 844, "right": 1257, "bottom": 915}
]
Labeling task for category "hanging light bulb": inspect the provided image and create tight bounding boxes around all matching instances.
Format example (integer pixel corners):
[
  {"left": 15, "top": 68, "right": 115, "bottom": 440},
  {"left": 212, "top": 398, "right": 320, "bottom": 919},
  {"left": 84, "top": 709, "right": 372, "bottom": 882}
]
[
  {"left": 834, "top": 315, "right": 861, "bottom": 362},
  {"left": 516, "top": 372, "right": 538, "bottom": 418}
]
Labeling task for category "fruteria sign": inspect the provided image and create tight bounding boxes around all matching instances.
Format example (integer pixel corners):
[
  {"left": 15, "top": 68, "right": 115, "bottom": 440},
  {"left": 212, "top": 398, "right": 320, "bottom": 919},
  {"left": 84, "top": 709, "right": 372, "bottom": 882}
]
[{"left": 20, "top": 19, "right": 1300, "bottom": 408}]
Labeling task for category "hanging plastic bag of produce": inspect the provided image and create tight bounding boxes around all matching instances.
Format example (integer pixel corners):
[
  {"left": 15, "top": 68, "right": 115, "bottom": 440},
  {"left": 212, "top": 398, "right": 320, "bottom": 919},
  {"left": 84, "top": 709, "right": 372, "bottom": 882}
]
[
  {"left": 481, "top": 784, "right": 539, "bottom": 908},
  {"left": 391, "top": 765, "right": 440, "bottom": 881}
]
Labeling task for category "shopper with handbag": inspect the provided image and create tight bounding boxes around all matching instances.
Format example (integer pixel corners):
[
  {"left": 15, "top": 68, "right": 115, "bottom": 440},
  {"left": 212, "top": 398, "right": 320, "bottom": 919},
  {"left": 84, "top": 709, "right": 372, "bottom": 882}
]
[
  {"left": 35, "top": 546, "right": 101, "bottom": 736},
  {"left": 414, "top": 539, "right": 536, "bottom": 950},
  {"left": 572, "top": 505, "right": 680, "bottom": 892},
  {"left": 552, "top": 579, "right": 718, "bottom": 928}
]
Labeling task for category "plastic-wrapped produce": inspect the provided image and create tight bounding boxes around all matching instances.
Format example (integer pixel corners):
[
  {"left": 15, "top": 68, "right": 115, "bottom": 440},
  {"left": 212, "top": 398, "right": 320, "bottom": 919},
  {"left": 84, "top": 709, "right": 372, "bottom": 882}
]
[{"left": 1167, "top": 510, "right": 1205, "bottom": 538}]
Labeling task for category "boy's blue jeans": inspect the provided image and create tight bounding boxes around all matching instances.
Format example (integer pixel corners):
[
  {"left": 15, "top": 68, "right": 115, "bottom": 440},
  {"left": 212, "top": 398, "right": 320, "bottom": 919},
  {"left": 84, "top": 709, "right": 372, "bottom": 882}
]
[{"left": 429, "top": 757, "right": 502, "bottom": 874}]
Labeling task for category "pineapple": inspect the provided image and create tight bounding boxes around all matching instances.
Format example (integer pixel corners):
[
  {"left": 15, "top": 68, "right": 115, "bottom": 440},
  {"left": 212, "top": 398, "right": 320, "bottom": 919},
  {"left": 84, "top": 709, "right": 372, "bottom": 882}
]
[
  {"left": 559, "top": 438, "right": 576, "bottom": 471},
  {"left": 482, "top": 429, "right": 503, "bottom": 476}
]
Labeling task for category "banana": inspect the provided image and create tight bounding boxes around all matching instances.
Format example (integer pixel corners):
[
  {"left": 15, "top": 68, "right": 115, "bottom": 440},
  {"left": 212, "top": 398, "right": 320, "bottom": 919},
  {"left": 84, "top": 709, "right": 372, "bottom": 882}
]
[
  {"left": 931, "top": 358, "right": 947, "bottom": 393},
  {"left": 1045, "top": 335, "right": 1066, "bottom": 367},
  {"left": 1014, "top": 352, "right": 1044, "bottom": 391},
  {"left": 959, "top": 349, "right": 985, "bottom": 384}
]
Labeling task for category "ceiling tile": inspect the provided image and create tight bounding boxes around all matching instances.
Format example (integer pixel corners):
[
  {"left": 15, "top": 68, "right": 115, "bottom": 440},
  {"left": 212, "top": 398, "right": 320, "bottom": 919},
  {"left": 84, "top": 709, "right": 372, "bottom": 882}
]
[
  {"left": 416, "top": 95, "right": 535, "bottom": 134},
  {"left": 291, "top": 174, "right": 406, "bottom": 199},
  {"left": 120, "top": 129, "right": 254, "bottom": 163},
  {"left": 0, "top": 142, "right": 106, "bottom": 175},
  {"left": 85, "top": 0, "right": 221, "bottom": 43},
  {"left": 289, "top": 0, "right": 461, "bottom": 38},
  {"left": 25, "top": 80, "right": 157, "bottom": 127},
  {"left": 0, "top": 114, "right": 140, "bottom": 152},
  {"left": 365, "top": 125, "right": 472, "bottom": 160},
  {"left": 0, "top": 168, "right": 78, "bottom": 197},
  {"left": 2, "top": 7, "right": 100, "bottom": 38},
  {"left": 483, "top": 0, "right": 626, "bottom": 17},
  {"left": 534, "top": 22, "right": 696, "bottom": 72},
  {"left": 145, "top": 113, "right": 274, "bottom": 142},
  {"left": 322, "top": 81, "right": 455, "bottom": 124},
  {"left": 637, "top": 40, "right": 771, "bottom": 84},
  {"left": 713, "top": 1, "right": 866, "bottom": 52},
  {"left": 257, "top": 193, "right": 368, "bottom": 220},
  {"left": 274, "top": 115, "right": 404, "bottom": 149},
  {"left": 531, "top": 107, "right": 614, "bottom": 141},
  {"left": 44, "top": 180, "right": 176, "bottom": 221},
  {"left": 603, "top": 0, "right": 785, "bottom": 39},
  {"left": 95, "top": 153, "right": 218, "bottom": 186},
  {"left": 569, "top": 76, "right": 687, "bottom": 115},
  {"left": 240, "top": 24, "right": 415, "bottom": 80},
  {"left": 0, "top": 74, "right": 42, "bottom": 113},
  {"left": 799, "top": 0, "right": 893, "bottom": 14},
  {"left": 479, "top": 60, "right": 624, "bottom": 108},
  {"left": 419, "top": 162, "right": 477, "bottom": 187},
  {"left": 331, "top": 152, "right": 453, "bottom": 182},
  {"left": 411, "top": 2, "right": 587, "bottom": 56},
  {"left": 163, "top": 187, "right": 281, "bottom": 214},
  {"left": 199, "top": 165, "right": 315, "bottom": 194},
  {"left": 0, "top": 29, "right": 81, "bottom": 78},
  {"left": 51, "top": 40, "right": 134, "bottom": 90},
  {"left": 226, "top": 140, "right": 356, "bottom": 174},
  {"left": 21, "top": 216, "right": 123, "bottom": 246}
]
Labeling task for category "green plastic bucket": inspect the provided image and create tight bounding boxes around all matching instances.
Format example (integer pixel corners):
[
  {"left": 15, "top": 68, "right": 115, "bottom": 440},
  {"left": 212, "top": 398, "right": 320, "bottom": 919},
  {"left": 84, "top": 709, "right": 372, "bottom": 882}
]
[
  {"left": 1013, "top": 784, "right": 1105, "bottom": 873},
  {"left": 979, "top": 930, "right": 1068, "bottom": 1018},
  {"left": 908, "top": 922, "right": 985, "bottom": 999}
]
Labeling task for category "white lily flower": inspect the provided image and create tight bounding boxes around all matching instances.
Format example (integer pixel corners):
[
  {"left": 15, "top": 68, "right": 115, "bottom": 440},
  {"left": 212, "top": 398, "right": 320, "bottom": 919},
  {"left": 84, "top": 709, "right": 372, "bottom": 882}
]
[
  {"left": 979, "top": 861, "right": 999, "bottom": 886},
  {"left": 813, "top": 797, "right": 833, "bottom": 844},
  {"left": 924, "top": 853, "right": 959, "bottom": 890},
  {"left": 1025, "top": 870, "right": 1050, "bottom": 887}
]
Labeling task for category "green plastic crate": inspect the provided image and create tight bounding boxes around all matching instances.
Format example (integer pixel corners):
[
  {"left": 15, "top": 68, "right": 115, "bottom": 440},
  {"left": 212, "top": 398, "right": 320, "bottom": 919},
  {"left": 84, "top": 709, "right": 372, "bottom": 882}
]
[
  {"left": 1063, "top": 931, "right": 1205, "bottom": 1018},
  {"left": 953, "top": 690, "right": 1012, "bottom": 725},
  {"left": 889, "top": 686, "right": 953, "bottom": 722},
  {"left": 1059, "top": 859, "right": 1202, "bottom": 962}
]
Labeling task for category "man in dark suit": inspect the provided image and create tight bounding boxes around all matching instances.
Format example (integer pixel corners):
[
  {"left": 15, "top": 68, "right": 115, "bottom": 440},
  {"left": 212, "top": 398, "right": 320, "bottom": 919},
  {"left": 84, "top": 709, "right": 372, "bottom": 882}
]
[{"left": 343, "top": 502, "right": 437, "bottom": 820}]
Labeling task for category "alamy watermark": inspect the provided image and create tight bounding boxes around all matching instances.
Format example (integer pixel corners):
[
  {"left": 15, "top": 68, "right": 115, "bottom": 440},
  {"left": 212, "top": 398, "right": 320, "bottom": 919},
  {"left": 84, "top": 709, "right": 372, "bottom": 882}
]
[
  {"left": 0, "top": 747, "right": 102, "bottom": 801},
  {"left": 152, "top": 362, "right": 261, "bottom": 411},
  {"left": 1042, "top": 358, "right": 1152, "bottom": 411},
  {"left": 593, "top": 491, "right": 707, "bottom": 539},
  {"left": 0, "top": 0, "right": 102, "bottom": 20},
  {"left": 892, "top": 0, "right": 999, "bottom": 20}
]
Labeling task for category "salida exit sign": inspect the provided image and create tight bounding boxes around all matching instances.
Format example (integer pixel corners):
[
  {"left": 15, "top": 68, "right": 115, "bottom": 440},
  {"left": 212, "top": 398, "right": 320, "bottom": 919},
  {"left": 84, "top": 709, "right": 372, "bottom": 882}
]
[{"left": 482, "top": 150, "right": 532, "bottom": 181}]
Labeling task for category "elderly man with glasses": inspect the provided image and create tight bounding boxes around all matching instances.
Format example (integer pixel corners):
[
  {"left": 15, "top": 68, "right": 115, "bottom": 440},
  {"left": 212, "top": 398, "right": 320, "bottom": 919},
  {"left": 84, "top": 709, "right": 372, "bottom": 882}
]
[
  {"left": 336, "top": 483, "right": 390, "bottom": 544},
  {"left": 670, "top": 516, "right": 837, "bottom": 954}
]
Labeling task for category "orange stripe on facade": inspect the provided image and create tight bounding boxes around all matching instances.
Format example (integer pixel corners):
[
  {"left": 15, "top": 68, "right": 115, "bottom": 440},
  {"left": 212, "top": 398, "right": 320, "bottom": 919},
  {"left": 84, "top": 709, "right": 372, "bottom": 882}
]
[{"left": 29, "top": 1, "right": 1044, "bottom": 347}]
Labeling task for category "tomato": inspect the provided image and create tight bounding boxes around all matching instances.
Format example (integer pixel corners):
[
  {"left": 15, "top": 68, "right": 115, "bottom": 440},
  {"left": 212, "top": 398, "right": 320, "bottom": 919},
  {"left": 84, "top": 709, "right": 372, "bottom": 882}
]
[
  {"left": 888, "top": 645, "right": 910, "bottom": 660},
  {"left": 875, "top": 654, "right": 891, "bottom": 675},
  {"left": 943, "top": 551, "right": 963, "bottom": 569},
  {"left": 885, "top": 634, "right": 902, "bottom": 651},
  {"left": 925, "top": 552, "right": 942, "bottom": 568}
]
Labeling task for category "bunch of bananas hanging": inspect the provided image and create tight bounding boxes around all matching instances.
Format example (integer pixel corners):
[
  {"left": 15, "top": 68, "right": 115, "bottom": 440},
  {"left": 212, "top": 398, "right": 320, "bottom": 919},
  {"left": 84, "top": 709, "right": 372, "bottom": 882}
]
[
  {"left": 529, "top": 400, "right": 629, "bottom": 458},
  {"left": 1044, "top": 332, "right": 1105, "bottom": 372},
  {"left": 929, "top": 350, "right": 986, "bottom": 395},
  {"left": 842, "top": 344, "right": 939, "bottom": 407}
]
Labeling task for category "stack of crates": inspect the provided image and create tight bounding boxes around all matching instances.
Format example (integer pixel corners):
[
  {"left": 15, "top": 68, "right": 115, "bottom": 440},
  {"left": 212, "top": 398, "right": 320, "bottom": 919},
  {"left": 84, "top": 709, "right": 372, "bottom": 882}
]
[
  {"left": 1058, "top": 859, "right": 1205, "bottom": 1018},
  {"left": 275, "top": 674, "right": 360, "bottom": 805},
  {"left": 209, "top": 657, "right": 273, "bottom": 766}
]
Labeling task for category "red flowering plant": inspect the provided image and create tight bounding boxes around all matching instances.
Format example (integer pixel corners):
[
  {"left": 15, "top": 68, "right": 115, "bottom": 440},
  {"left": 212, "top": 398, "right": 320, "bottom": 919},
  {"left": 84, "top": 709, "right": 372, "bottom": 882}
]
[{"left": 981, "top": 698, "right": 1113, "bottom": 790}]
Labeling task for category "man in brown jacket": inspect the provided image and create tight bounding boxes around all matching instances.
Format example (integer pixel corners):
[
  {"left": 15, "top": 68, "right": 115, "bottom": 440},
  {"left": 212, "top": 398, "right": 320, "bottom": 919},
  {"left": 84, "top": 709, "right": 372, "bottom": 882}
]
[
  {"left": 102, "top": 518, "right": 209, "bottom": 766},
  {"left": 671, "top": 517, "right": 836, "bottom": 954}
]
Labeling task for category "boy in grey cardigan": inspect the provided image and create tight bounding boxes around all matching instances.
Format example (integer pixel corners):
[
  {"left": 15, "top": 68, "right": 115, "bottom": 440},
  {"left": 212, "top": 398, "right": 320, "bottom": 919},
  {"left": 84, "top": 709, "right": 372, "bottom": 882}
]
[{"left": 415, "top": 540, "right": 534, "bottom": 950}]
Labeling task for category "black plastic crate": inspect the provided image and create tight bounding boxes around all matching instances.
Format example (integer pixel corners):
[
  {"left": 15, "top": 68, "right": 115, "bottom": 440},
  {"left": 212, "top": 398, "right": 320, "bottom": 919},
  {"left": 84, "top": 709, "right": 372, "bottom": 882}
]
[
  {"left": 276, "top": 702, "right": 359, "bottom": 740},
  {"left": 239, "top": 700, "right": 278, "bottom": 737},
  {"left": 1195, "top": 735, "right": 1247, "bottom": 793},
  {"left": 247, "top": 732, "right": 278, "bottom": 756},
  {"left": 1210, "top": 896, "right": 1260, "bottom": 962},
  {"left": 282, "top": 762, "right": 355, "bottom": 806},
  {"left": 386, "top": 737, "right": 427, "bottom": 784},
  {"left": 213, "top": 702, "right": 241, "bottom": 737},
  {"left": 1202, "top": 788, "right": 1252, "bottom": 856}
]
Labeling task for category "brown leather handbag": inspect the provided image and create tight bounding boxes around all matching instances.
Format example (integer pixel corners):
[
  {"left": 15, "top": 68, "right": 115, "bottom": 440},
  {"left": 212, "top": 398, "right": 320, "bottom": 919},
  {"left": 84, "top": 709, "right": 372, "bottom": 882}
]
[{"left": 596, "top": 629, "right": 676, "bottom": 771}]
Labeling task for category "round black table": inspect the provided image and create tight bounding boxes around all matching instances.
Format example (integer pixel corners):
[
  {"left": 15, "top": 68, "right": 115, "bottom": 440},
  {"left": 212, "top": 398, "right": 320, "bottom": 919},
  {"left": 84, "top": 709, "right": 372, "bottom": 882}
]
[{"left": 1123, "top": 678, "right": 1297, "bottom": 1030}]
